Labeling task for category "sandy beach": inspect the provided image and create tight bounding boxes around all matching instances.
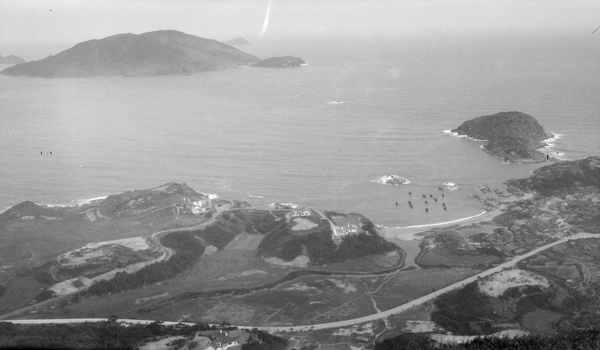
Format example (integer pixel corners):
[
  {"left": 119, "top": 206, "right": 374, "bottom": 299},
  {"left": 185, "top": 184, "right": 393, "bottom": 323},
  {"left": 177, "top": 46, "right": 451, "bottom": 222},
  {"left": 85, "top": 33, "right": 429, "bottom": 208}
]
[{"left": 383, "top": 208, "right": 502, "bottom": 241}]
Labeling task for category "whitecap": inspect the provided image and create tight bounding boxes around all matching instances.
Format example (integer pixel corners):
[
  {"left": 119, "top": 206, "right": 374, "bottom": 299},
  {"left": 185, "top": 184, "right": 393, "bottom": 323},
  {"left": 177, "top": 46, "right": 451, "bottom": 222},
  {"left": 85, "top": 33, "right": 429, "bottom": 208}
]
[
  {"left": 76, "top": 196, "right": 108, "bottom": 206},
  {"left": 443, "top": 129, "right": 467, "bottom": 138},
  {"left": 538, "top": 132, "right": 569, "bottom": 160},
  {"left": 443, "top": 129, "right": 487, "bottom": 141},
  {"left": 372, "top": 175, "right": 411, "bottom": 186},
  {"left": 40, "top": 195, "right": 108, "bottom": 208},
  {"left": 327, "top": 100, "right": 346, "bottom": 105},
  {"left": 279, "top": 202, "right": 298, "bottom": 209},
  {"left": 247, "top": 193, "right": 264, "bottom": 199},
  {"left": 442, "top": 182, "right": 459, "bottom": 191}
]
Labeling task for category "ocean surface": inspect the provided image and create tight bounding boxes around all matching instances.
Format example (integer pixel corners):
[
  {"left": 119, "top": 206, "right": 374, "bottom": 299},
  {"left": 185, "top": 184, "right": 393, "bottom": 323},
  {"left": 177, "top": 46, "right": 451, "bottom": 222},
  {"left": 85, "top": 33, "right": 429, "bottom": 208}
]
[{"left": 1, "top": 36, "right": 598, "bottom": 227}]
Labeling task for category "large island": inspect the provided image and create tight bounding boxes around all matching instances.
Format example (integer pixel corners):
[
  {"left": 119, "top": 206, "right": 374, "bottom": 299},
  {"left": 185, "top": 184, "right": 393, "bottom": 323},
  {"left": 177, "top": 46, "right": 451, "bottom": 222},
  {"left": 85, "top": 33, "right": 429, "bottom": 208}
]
[{"left": 0, "top": 30, "right": 261, "bottom": 77}]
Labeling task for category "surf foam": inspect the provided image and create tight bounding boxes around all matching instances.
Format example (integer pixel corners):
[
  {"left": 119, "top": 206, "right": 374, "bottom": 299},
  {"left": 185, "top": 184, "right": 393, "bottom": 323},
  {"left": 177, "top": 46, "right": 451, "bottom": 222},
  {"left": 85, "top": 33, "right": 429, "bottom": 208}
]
[
  {"left": 372, "top": 175, "right": 411, "bottom": 185},
  {"left": 443, "top": 129, "right": 487, "bottom": 142},
  {"left": 538, "top": 132, "right": 568, "bottom": 160}
]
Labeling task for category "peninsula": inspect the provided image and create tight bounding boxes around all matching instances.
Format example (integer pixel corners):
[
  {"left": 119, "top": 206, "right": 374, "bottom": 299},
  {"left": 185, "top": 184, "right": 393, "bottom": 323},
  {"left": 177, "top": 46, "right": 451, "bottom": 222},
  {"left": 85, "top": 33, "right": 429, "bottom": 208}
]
[
  {"left": 252, "top": 56, "right": 306, "bottom": 68},
  {"left": 451, "top": 111, "right": 552, "bottom": 162}
]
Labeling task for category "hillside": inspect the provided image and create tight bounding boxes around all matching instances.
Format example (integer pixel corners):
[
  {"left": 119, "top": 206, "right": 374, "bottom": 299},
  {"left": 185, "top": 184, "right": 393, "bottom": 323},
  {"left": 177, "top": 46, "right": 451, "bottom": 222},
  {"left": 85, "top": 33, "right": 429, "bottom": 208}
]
[
  {"left": 252, "top": 56, "right": 306, "bottom": 68},
  {"left": 0, "top": 54, "right": 25, "bottom": 64},
  {"left": 258, "top": 211, "right": 397, "bottom": 266},
  {"left": 0, "top": 182, "right": 212, "bottom": 268},
  {"left": 451, "top": 111, "right": 552, "bottom": 162},
  {"left": 223, "top": 37, "right": 250, "bottom": 46},
  {"left": 0, "top": 30, "right": 260, "bottom": 77},
  {"left": 507, "top": 156, "right": 600, "bottom": 195}
]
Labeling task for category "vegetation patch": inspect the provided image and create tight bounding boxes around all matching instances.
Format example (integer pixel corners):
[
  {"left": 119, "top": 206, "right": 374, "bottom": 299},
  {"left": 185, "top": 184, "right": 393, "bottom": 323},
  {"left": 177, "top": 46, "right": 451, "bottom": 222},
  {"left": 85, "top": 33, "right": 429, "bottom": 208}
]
[
  {"left": 521, "top": 309, "right": 564, "bottom": 335},
  {"left": 83, "top": 231, "right": 205, "bottom": 296},
  {"left": 478, "top": 269, "right": 549, "bottom": 297},
  {"left": 259, "top": 213, "right": 397, "bottom": 266}
]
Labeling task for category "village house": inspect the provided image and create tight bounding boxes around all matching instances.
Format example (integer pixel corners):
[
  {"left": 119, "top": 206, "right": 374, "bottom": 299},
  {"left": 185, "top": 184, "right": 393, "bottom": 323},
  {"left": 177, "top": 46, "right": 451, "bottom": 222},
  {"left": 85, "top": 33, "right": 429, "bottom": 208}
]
[
  {"left": 290, "top": 208, "right": 313, "bottom": 218},
  {"left": 196, "top": 329, "right": 244, "bottom": 350},
  {"left": 332, "top": 223, "right": 359, "bottom": 237},
  {"left": 192, "top": 198, "right": 212, "bottom": 214}
]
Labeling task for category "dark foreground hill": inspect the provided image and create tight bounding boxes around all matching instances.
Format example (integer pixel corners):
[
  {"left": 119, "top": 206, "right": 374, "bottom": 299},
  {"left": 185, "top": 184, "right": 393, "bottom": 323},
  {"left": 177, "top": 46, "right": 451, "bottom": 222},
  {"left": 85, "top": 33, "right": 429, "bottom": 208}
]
[
  {"left": 376, "top": 328, "right": 600, "bottom": 350},
  {"left": 0, "top": 54, "right": 25, "bottom": 64},
  {"left": 0, "top": 30, "right": 260, "bottom": 77},
  {"left": 451, "top": 111, "right": 552, "bottom": 162}
]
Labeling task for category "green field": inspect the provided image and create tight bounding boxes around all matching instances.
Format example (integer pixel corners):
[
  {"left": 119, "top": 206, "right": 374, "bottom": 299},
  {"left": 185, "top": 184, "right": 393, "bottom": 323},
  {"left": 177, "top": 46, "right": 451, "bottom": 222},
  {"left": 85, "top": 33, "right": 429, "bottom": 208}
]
[
  {"left": 417, "top": 247, "right": 500, "bottom": 267},
  {"left": 371, "top": 268, "right": 483, "bottom": 311}
]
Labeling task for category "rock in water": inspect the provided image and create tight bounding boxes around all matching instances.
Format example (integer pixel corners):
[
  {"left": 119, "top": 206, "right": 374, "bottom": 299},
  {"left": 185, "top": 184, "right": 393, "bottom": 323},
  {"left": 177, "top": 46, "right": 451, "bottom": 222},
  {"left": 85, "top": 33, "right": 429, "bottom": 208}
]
[{"left": 451, "top": 111, "right": 552, "bottom": 162}]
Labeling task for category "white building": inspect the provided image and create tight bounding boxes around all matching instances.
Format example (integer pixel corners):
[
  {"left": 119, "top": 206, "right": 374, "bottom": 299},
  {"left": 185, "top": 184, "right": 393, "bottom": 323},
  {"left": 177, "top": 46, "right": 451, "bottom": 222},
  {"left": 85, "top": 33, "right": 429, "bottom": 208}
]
[{"left": 192, "top": 198, "right": 212, "bottom": 214}]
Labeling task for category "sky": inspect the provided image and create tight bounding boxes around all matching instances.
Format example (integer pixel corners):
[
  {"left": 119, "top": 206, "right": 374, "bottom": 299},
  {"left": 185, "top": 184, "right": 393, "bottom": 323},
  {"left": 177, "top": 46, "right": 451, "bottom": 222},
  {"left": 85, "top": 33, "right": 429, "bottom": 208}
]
[{"left": 1, "top": 0, "right": 599, "bottom": 60}]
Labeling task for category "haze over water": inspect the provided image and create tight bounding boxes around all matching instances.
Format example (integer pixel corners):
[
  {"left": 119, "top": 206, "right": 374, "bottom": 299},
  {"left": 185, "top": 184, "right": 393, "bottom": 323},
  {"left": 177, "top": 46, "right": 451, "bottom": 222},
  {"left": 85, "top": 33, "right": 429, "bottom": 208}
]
[{"left": 1, "top": 36, "right": 598, "bottom": 227}]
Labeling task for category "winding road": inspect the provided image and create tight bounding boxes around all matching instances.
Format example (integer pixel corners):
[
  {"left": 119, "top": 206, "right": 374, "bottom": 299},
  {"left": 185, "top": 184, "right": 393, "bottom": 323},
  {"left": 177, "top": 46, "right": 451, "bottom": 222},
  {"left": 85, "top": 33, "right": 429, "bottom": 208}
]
[
  {"left": 4, "top": 232, "right": 596, "bottom": 332},
  {"left": 149, "top": 200, "right": 235, "bottom": 260},
  {"left": 252, "top": 232, "right": 596, "bottom": 332}
]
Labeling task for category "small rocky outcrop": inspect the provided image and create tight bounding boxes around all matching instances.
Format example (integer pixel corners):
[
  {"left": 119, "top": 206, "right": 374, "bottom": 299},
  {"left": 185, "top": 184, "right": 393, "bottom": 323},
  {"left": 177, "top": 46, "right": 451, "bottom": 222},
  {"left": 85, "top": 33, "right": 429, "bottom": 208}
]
[
  {"left": 452, "top": 111, "right": 552, "bottom": 162},
  {"left": 252, "top": 56, "right": 306, "bottom": 68}
]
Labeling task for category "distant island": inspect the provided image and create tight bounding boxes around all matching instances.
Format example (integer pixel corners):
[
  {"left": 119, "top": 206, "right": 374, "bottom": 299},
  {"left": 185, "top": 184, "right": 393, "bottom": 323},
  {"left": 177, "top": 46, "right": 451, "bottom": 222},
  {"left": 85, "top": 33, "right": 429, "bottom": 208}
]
[
  {"left": 0, "top": 30, "right": 260, "bottom": 77},
  {"left": 252, "top": 56, "right": 306, "bottom": 68},
  {"left": 223, "top": 37, "right": 250, "bottom": 46},
  {"left": 451, "top": 111, "right": 552, "bottom": 162},
  {"left": 0, "top": 54, "right": 25, "bottom": 64}
]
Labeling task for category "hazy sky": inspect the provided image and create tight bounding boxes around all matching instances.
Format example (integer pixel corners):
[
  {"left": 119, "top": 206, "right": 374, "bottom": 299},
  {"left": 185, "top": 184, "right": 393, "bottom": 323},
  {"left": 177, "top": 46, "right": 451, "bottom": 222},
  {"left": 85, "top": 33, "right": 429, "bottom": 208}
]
[{"left": 1, "top": 0, "right": 599, "bottom": 59}]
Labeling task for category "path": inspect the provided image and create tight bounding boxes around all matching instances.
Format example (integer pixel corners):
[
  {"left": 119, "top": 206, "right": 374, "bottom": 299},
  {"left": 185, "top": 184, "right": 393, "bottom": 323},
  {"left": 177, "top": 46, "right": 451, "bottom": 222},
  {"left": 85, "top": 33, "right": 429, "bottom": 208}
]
[
  {"left": 5, "top": 233, "right": 596, "bottom": 332},
  {"left": 149, "top": 200, "right": 235, "bottom": 261},
  {"left": 0, "top": 200, "right": 235, "bottom": 321},
  {"left": 252, "top": 232, "right": 597, "bottom": 332}
]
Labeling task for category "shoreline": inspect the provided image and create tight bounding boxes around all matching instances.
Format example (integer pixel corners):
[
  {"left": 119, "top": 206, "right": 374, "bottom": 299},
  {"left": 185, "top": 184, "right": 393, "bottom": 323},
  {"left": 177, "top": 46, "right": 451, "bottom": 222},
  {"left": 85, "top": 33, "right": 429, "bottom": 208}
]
[
  {"left": 397, "top": 210, "right": 488, "bottom": 229},
  {"left": 383, "top": 208, "right": 501, "bottom": 241},
  {"left": 41, "top": 196, "right": 108, "bottom": 208}
]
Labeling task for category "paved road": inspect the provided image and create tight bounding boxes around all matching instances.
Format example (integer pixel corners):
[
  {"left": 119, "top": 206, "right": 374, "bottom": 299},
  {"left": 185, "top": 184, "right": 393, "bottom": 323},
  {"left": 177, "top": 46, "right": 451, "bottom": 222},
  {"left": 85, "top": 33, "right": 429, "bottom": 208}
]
[
  {"left": 5, "top": 233, "right": 595, "bottom": 332},
  {"left": 149, "top": 200, "right": 235, "bottom": 260},
  {"left": 0, "top": 200, "right": 235, "bottom": 321},
  {"left": 253, "top": 232, "right": 597, "bottom": 332}
]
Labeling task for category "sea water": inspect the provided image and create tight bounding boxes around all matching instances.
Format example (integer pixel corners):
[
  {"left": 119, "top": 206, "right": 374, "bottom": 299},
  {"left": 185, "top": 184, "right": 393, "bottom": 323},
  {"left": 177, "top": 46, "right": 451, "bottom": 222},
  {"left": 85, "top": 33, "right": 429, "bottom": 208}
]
[{"left": 0, "top": 36, "right": 598, "bottom": 227}]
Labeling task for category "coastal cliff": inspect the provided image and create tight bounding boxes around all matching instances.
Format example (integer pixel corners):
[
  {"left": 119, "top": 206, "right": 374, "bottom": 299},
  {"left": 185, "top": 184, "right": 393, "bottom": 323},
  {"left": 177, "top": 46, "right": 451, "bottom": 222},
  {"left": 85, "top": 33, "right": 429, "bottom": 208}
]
[
  {"left": 252, "top": 56, "right": 306, "bottom": 68},
  {"left": 452, "top": 111, "right": 552, "bottom": 162},
  {"left": 507, "top": 156, "right": 600, "bottom": 195},
  {"left": 0, "top": 30, "right": 260, "bottom": 77}
]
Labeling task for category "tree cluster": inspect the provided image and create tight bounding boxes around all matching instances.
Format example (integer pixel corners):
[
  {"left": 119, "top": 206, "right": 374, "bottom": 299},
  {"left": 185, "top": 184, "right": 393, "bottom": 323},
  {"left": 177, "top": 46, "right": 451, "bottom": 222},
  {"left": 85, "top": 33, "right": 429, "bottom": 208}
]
[
  {"left": 242, "top": 329, "right": 288, "bottom": 350},
  {"left": 375, "top": 328, "right": 600, "bottom": 350},
  {"left": 259, "top": 222, "right": 397, "bottom": 266},
  {"left": 431, "top": 282, "right": 495, "bottom": 335},
  {"left": 0, "top": 321, "right": 214, "bottom": 350}
]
